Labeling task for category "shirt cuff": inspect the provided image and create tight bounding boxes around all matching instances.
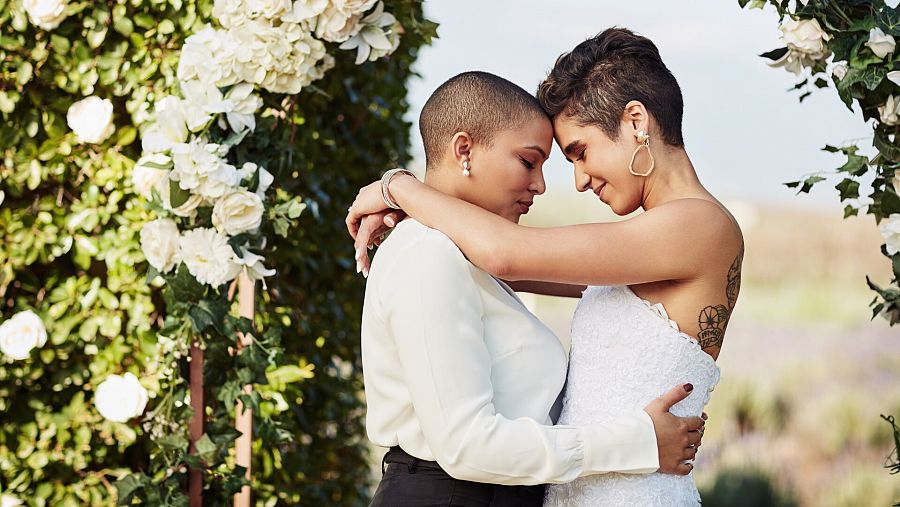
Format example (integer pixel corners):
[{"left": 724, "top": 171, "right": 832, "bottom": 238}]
[{"left": 580, "top": 410, "right": 660, "bottom": 475}]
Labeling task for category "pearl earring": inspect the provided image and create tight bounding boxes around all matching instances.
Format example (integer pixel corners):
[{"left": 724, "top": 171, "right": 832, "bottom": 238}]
[{"left": 462, "top": 160, "right": 470, "bottom": 177}]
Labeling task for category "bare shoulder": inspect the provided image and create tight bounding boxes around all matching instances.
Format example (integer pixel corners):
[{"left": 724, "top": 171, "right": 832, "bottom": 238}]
[{"left": 641, "top": 198, "right": 743, "bottom": 256}]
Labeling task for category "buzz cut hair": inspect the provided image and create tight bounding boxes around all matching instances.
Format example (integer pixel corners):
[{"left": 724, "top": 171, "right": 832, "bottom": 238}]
[{"left": 419, "top": 71, "right": 548, "bottom": 171}]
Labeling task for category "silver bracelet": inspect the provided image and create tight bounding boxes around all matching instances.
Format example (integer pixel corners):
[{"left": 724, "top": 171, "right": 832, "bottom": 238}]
[{"left": 381, "top": 168, "right": 414, "bottom": 209}]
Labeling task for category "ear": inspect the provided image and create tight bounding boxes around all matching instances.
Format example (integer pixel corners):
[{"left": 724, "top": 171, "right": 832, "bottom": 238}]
[
  {"left": 622, "top": 100, "right": 649, "bottom": 135},
  {"left": 450, "top": 131, "right": 474, "bottom": 165}
]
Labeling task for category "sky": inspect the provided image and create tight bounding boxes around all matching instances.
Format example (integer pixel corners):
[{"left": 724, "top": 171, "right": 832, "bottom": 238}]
[{"left": 403, "top": 0, "right": 874, "bottom": 207}]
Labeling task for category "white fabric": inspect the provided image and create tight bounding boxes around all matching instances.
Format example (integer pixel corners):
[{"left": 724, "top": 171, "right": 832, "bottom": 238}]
[
  {"left": 362, "top": 220, "right": 660, "bottom": 485},
  {"left": 545, "top": 285, "right": 722, "bottom": 506}
]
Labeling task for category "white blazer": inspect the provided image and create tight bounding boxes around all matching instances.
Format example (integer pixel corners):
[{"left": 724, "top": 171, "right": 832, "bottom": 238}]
[{"left": 361, "top": 219, "right": 659, "bottom": 485}]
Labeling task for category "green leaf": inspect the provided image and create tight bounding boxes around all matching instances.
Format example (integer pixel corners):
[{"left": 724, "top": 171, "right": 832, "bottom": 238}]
[
  {"left": 877, "top": 6, "right": 900, "bottom": 37},
  {"left": 837, "top": 152, "right": 868, "bottom": 176},
  {"left": 874, "top": 130, "right": 900, "bottom": 162},
  {"left": 844, "top": 204, "right": 859, "bottom": 218},
  {"left": 861, "top": 65, "right": 888, "bottom": 90},
  {"left": 16, "top": 61, "right": 32, "bottom": 85},
  {"left": 194, "top": 433, "right": 217, "bottom": 464},
  {"left": 883, "top": 188, "right": 900, "bottom": 214},
  {"left": 188, "top": 300, "right": 227, "bottom": 335},
  {"left": 168, "top": 179, "right": 190, "bottom": 208},
  {"left": 760, "top": 47, "right": 789, "bottom": 61},
  {"left": 133, "top": 13, "right": 155, "bottom": 29},
  {"left": 116, "top": 126, "right": 137, "bottom": 146},
  {"left": 114, "top": 473, "right": 150, "bottom": 506},
  {"left": 86, "top": 27, "right": 108, "bottom": 49},
  {"left": 113, "top": 16, "right": 134, "bottom": 37},
  {"left": 159, "top": 19, "right": 176, "bottom": 35},
  {"left": 835, "top": 178, "right": 860, "bottom": 201},
  {"left": 798, "top": 175, "right": 826, "bottom": 193}
]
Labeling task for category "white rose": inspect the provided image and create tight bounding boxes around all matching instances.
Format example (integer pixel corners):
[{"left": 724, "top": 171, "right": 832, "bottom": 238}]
[
  {"left": 235, "top": 246, "right": 276, "bottom": 290},
  {"left": 866, "top": 27, "right": 896, "bottom": 59},
  {"left": 170, "top": 139, "right": 239, "bottom": 200},
  {"left": 888, "top": 70, "right": 900, "bottom": 87},
  {"left": 23, "top": 0, "right": 68, "bottom": 30},
  {"left": 0, "top": 310, "right": 48, "bottom": 361},
  {"left": 180, "top": 79, "right": 231, "bottom": 132},
  {"left": 1, "top": 494, "right": 23, "bottom": 507},
  {"left": 67, "top": 96, "right": 115, "bottom": 144},
  {"left": 880, "top": 213, "right": 900, "bottom": 255},
  {"left": 770, "top": 17, "right": 830, "bottom": 75},
  {"left": 832, "top": 61, "right": 848, "bottom": 81},
  {"left": 879, "top": 94, "right": 900, "bottom": 126},
  {"left": 339, "top": 2, "right": 402, "bottom": 64},
  {"left": 179, "top": 227, "right": 242, "bottom": 286},
  {"left": 256, "top": 166, "right": 274, "bottom": 198},
  {"left": 132, "top": 153, "right": 172, "bottom": 200},
  {"left": 94, "top": 372, "right": 149, "bottom": 423},
  {"left": 212, "top": 190, "right": 264, "bottom": 235},
  {"left": 140, "top": 218, "right": 181, "bottom": 273}
]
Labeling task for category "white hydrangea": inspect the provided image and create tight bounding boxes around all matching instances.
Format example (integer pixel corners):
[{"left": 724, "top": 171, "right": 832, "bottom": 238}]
[
  {"left": 23, "top": 0, "right": 68, "bottom": 30},
  {"left": 141, "top": 96, "right": 189, "bottom": 153},
  {"left": 340, "top": 2, "right": 402, "bottom": 64},
  {"left": 769, "top": 17, "right": 831, "bottom": 75},
  {"left": 178, "top": 26, "right": 241, "bottom": 87},
  {"left": 212, "top": 189, "right": 264, "bottom": 235},
  {"left": 213, "top": 0, "right": 292, "bottom": 28},
  {"left": 170, "top": 139, "right": 239, "bottom": 200},
  {"left": 235, "top": 246, "right": 276, "bottom": 289},
  {"left": 132, "top": 153, "right": 171, "bottom": 200},
  {"left": 179, "top": 227, "right": 242, "bottom": 286},
  {"left": 94, "top": 372, "right": 149, "bottom": 423},
  {"left": 140, "top": 218, "right": 181, "bottom": 273},
  {"left": 0, "top": 310, "right": 48, "bottom": 361},
  {"left": 227, "top": 19, "right": 332, "bottom": 94},
  {"left": 880, "top": 213, "right": 900, "bottom": 256},
  {"left": 180, "top": 79, "right": 232, "bottom": 132},
  {"left": 879, "top": 94, "right": 900, "bottom": 126},
  {"left": 313, "top": 0, "right": 378, "bottom": 42}
]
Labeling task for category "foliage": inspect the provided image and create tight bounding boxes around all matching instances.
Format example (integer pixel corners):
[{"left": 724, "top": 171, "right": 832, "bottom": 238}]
[{"left": 0, "top": 0, "right": 434, "bottom": 504}]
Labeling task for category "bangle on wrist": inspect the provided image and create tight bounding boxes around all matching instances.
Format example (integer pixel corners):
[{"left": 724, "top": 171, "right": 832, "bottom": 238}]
[{"left": 381, "top": 168, "right": 414, "bottom": 209}]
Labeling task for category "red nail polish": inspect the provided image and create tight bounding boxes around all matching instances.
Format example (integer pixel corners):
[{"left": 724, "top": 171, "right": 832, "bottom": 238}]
[{"left": 684, "top": 383, "right": 694, "bottom": 392}]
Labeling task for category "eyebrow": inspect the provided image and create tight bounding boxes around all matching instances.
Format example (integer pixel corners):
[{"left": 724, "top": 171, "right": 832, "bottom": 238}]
[
  {"left": 522, "top": 145, "right": 548, "bottom": 160},
  {"left": 563, "top": 140, "right": 582, "bottom": 157}
]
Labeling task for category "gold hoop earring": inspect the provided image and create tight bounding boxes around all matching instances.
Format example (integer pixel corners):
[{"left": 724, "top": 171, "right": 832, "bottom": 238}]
[
  {"left": 462, "top": 160, "right": 471, "bottom": 177},
  {"left": 629, "top": 130, "right": 655, "bottom": 177}
]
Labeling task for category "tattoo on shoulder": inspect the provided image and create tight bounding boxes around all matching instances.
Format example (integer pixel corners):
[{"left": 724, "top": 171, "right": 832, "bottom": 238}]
[{"left": 697, "top": 246, "right": 744, "bottom": 351}]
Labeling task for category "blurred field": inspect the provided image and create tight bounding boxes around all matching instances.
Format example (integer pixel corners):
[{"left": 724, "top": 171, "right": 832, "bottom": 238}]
[{"left": 516, "top": 191, "right": 900, "bottom": 506}]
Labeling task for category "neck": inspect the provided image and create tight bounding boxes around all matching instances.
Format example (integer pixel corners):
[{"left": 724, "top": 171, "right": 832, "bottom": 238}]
[
  {"left": 641, "top": 146, "right": 709, "bottom": 210},
  {"left": 423, "top": 163, "right": 463, "bottom": 198}
]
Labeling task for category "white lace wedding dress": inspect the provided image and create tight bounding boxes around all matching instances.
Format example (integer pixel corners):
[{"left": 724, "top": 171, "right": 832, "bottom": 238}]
[{"left": 544, "top": 285, "right": 721, "bottom": 506}]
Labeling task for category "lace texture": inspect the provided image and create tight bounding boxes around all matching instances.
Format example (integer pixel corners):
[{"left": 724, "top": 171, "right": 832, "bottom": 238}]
[{"left": 544, "top": 286, "right": 721, "bottom": 507}]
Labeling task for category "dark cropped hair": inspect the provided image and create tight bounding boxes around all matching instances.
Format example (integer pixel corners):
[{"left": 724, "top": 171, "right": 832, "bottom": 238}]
[
  {"left": 537, "top": 27, "right": 684, "bottom": 147},
  {"left": 419, "top": 71, "right": 548, "bottom": 170}
]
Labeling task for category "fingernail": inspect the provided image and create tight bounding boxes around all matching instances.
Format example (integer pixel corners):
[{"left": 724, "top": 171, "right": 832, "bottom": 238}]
[
  {"left": 355, "top": 249, "right": 362, "bottom": 261},
  {"left": 684, "top": 383, "right": 694, "bottom": 392},
  {"left": 385, "top": 217, "right": 396, "bottom": 227},
  {"left": 368, "top": 244, "right": 374, "bottom": 251},
  {"left": 362, "top": 267, "right": 369, "bottom": 278},
  {"left": 356, "top": 261, "right": 362, "bottom": 274}
]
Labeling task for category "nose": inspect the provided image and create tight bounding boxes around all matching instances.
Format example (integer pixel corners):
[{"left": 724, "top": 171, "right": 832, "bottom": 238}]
[
  {"left": 529, "top": 166, "right": 547, "bottom": 196},
  {"left": 574, "top": 163, "right": 591, "bottom": 192}
]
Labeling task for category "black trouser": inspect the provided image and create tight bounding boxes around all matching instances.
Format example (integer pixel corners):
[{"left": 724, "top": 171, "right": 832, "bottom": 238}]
[{"left": 369, "top": 447, "right": 545, "bottom": 507}]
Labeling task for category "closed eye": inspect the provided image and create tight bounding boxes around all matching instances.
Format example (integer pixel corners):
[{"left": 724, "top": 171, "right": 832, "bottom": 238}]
[
  {"left": 518, "top": 156, "right": 535, "bottom": 169},
  {"left": 575, "top": 149, "right": 586, "bottom": 162}
]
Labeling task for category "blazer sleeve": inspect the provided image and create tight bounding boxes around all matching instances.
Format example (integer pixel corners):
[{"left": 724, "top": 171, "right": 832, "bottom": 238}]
[{"left": 378, "top": 229, "right": 659, "bottom": 485}]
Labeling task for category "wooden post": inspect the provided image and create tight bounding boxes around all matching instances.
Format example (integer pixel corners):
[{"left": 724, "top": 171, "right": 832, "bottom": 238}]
[
  {"left": 233, "top": 271, "right": 255, "bottom": 507},
  {"left": 189, "top": 341, "right": 205, "bottom": 507}
]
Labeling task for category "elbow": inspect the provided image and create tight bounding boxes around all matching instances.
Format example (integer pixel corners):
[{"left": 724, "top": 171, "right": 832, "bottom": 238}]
[{"left": 481, "top": 250, "right": 518, "bottom": 280}]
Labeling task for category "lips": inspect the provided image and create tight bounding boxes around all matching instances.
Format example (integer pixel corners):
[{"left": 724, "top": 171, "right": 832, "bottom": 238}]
[
  {"left": 593, "top": 182, "right": 607, "bottom": 200},
  {"left": 516, "top": 201, "right": 532, "bottom": 214}
]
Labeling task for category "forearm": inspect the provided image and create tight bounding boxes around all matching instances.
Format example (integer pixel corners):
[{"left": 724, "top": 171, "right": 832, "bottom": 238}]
[{"left": 389, "top": 175, "right": 522, "bottom": 275}]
